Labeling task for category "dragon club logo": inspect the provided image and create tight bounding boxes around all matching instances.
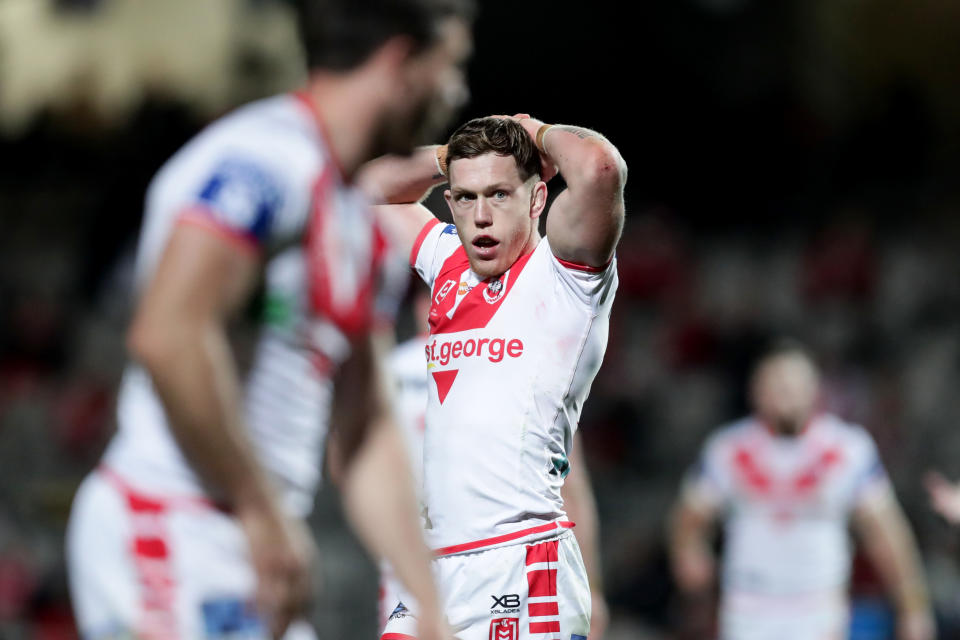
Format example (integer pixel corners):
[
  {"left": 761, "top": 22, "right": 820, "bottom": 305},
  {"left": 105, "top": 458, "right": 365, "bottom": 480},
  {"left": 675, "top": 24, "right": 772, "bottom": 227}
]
[{"left": 483, "top": 278, "right": 504, "bottom": 304}]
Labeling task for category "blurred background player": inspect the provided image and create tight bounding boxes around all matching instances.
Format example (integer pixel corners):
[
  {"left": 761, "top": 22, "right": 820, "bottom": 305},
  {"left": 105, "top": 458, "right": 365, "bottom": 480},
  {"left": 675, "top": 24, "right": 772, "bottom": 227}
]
[
  {"left": 668, "top": 341, "right": 934, "bottom": 640},
  {"left": 377, "top": 287, "right": 610, "bottom": 639},
  {"left": 368, "top": 114, "right": 626, "bottom": 639},
  {"left": 64, "top": 0, "right": 473, "bottom": 638}
]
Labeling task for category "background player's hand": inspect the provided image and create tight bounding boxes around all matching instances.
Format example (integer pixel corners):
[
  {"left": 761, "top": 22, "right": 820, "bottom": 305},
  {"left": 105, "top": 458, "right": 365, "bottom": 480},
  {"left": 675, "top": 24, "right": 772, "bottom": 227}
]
[
  {"left": 237, "top": 502, "right": 316, "bottom": 639},
  {"left": 588, "top": 590, "right": 609, "bottom": 640},
  {"left": 672, "top": 547, "right": 715, "bottom": 595},
  {"left": 898, "top": 609, "right": 936, "bottom": 640},
  {"left": 925, "top": 470, "right": 960, "bottom": 524}
]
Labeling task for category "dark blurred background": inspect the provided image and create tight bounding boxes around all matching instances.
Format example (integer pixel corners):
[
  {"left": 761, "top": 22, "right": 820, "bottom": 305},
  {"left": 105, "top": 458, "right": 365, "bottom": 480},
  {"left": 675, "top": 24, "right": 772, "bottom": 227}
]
[{"left": 1, "top": 0, "right": 960, "bottom": 638}]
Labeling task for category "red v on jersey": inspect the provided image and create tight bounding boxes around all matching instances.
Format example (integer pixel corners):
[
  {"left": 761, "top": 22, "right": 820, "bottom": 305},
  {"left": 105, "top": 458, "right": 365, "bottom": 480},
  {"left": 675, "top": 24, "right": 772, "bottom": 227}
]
[
  {"left": 429, "top": 247, "right": 535, "bottom": 334},
  {"left": 432, "top": 369, "right": 459, "bottom": 404}
]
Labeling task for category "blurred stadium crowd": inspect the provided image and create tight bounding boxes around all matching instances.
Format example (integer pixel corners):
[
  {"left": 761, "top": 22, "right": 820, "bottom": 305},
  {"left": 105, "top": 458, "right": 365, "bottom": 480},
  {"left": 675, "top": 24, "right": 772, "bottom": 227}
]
[{"left": 1, "top": 0, "right": 960, "bottom": 639}]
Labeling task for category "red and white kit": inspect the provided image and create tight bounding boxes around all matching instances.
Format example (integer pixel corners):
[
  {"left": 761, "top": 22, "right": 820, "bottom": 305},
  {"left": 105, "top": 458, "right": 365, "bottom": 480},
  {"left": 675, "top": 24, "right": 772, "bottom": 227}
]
[
  {"left": 66, "top": 93, "right": 403, "bottom": 640},
  {"left": 382, "top": 219, "right": 617, "bottom": 640},
  {"left": 683, "top": 413, "right": 892, "bottom": 640}
]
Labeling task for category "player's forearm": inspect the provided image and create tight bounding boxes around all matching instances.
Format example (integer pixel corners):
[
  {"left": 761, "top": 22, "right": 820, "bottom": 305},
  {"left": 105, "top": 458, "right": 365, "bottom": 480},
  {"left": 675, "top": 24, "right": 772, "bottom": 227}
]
[
  {"left": 359, "top": 145, "right": 448, "bottom": 204},
  {"left": 341, "top": 418, "right": 442, "bottom": 616},
  {"left": 128, "top": 319, "right": 277, "bottom": 513},
  {"left": 860, "top": 504, "right": 932, "bottom": 617},
  {"left": 667, "top": 503, "right": 716, "bottom": 593}
]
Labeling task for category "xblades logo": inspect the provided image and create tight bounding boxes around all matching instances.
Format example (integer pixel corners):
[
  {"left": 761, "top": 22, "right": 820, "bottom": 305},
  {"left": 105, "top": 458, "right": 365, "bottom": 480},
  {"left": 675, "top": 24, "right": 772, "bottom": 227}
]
[
  {"left": 491, "top": 594, "right": 520, "bottom": 609},
  {"left": 490, "top": 593, "right": 520, "bottom": 614}
]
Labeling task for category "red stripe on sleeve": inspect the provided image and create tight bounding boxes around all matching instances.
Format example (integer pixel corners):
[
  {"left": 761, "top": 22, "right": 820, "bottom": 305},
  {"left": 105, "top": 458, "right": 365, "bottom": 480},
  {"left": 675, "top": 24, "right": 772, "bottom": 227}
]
[
  {"left": 526, "top": 569, "right": 558, "bottom": 597},
  {"left": 409, "top": 218, "right": 442, "bottom": 269},
  {"left": 177, "top": 207, "right": 261, "bottom": 255},
  {"left": 529, "top": 621, "right": 561, "bottom": 633},
  {"left": 555, "top": 255, "right": 611, "bottom": 273},
  {"left": 382, "top": 634, "right": 418, "bottom": 640},
  {"left": 525, "top": 539, "right": 560, "bottom": 565},
  {"left": 527, "top": 602, "right": 560, "bottom": 617}
]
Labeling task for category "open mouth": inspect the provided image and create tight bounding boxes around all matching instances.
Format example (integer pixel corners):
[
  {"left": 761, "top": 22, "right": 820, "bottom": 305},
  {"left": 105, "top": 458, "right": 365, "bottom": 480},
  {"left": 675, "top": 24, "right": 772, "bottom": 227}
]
[{"left": 472, "top": 235, "right": 498, "bottom": 248}]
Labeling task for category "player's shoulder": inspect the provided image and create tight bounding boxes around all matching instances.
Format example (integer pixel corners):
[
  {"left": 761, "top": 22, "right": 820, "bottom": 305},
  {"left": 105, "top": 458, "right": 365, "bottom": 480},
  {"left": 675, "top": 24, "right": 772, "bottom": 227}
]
[
  {"left": 814, "top": 413, "right": 877, "bottom": 451},
  {"left": 703, "top": 416, "right": 757, "bottom": 452},
  {"left": 531, "top": 237, "right": 618, "bottom": 306}
]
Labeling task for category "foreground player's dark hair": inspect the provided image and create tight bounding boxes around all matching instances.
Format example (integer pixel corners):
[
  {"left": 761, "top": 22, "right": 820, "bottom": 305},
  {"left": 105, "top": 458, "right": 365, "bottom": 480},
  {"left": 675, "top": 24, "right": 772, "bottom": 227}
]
[
  {"left": 446, "top": 117, "right": 541, "bottom": 182},
  {"left": 296, "top": 0, "right": 474, "bottom": 71}
]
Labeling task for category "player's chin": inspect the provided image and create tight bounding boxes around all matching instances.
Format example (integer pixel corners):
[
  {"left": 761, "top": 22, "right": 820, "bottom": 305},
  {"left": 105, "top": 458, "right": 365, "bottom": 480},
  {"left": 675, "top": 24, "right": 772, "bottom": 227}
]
[{"left": 467, "top": 254, "right": 501, "bottom": 279}]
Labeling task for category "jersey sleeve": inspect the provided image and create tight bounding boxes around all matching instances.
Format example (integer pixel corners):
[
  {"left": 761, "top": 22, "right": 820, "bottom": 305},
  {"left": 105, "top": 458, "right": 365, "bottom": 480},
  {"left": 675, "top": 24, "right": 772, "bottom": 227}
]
[
  {"left": 177, "top": 156, "right": 286, "bottom": 250},
  {"left": 544, "top": 241, "right": 618, "bottom": 309},
  {"left": 848, "top": 427, "right": 893, "bottom": 509},
  {"left": 409, "top": 220, "right": 462, "bottom": 288},
  {"left": 681, "top": 432, "right": 733, "bottom": 512}
]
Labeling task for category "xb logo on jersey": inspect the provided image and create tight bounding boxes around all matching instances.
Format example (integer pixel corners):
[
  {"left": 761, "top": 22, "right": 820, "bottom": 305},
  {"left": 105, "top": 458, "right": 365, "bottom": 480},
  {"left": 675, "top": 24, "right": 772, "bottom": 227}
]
[{"left": 489, "top": 617, "right": 518, "bottom": 640}]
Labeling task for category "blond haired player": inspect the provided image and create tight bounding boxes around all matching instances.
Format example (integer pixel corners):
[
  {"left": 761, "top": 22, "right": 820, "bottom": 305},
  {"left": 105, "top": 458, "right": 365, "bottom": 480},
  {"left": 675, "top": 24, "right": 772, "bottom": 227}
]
[
  {"left": 669, "top": 342, "right": 934, "bottom": 640},
  {"left": 362, "top": 114, "right": 626, "bottom": 640},
  {"left": 64, "top": 1, "right": 473, "bottom": 638}
]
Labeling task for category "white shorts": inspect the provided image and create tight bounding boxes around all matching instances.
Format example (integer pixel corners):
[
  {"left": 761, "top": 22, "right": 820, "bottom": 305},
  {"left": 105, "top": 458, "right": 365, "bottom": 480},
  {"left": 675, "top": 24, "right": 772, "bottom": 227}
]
[
  {"left": 720, "top": 590, "right": 849, "bottom": 640},
  {"left": 381, "top": 529, "right": 590, "bottom": 640},
  {"left": 65, "top": 467, "right": 316, "bottom": 640}
]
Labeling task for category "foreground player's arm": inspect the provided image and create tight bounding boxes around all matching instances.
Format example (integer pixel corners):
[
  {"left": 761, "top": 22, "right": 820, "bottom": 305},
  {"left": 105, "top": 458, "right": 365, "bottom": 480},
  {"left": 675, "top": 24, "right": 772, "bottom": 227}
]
[
  {"left": 358, "top": 145, "right": 449, "bottom": 205},
  {"left": 562, "top": 434, "right": 609, "bottom": 640},
  {"left": 329, "top": 331, "right": 449, "bottom": 640},
  {"left": 518, "top": 117, "right": 627, "bottom": 268},
  {"left": 127, "top": 225, "right": 314, "bottom": 638},
  {"left": 667, "top": 487, "right": 719, "bottom": 595},
  {"left": 853, "top": 489, "right": 935, "bottom": 640}
]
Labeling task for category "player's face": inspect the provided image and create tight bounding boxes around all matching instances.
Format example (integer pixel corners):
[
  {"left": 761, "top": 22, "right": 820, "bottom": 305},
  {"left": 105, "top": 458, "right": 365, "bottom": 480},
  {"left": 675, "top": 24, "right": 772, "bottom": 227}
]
[
  {"left": 381, "top": 18, "right": 472, "bottom": 154},
  {"left": 445, "top": 153, "right": 545, "bottom": 279},
  {"left": 751, "top": 354, "right": 820, "bottom": 434}
]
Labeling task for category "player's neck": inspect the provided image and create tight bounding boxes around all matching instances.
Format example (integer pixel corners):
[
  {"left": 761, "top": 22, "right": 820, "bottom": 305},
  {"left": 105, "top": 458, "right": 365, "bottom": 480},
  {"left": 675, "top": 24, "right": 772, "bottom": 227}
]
[{"left": 302, "top": 74, "right": 382, "bottom": 181}]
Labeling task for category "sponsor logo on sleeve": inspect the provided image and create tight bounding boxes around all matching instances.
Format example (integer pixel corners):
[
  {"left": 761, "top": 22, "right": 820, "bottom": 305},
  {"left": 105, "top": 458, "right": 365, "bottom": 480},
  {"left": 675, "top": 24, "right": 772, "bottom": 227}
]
[{"left": 441, "top": 224, "right": 457, "bottom": 234}]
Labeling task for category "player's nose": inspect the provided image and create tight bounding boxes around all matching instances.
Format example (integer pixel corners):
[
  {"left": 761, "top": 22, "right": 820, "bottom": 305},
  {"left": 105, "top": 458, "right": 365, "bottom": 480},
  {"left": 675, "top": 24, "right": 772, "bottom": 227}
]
[{"left": 474, "top": 198, "right": 493, "bottom": 227}]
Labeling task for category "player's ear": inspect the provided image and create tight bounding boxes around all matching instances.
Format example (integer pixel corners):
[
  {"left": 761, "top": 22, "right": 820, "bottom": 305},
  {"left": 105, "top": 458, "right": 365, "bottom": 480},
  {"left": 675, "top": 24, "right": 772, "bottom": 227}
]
[
  {"left": 530, "top": 181, "right": 547, "bottom": 220},
  {"left": 443, "top": 189, "right": 454, "bottom": 214}
]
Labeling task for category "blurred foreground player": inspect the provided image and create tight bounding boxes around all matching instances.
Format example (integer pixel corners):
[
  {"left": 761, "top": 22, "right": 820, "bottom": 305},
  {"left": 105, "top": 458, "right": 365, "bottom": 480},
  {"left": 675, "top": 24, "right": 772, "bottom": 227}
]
[
  {"left": 369, "top": 115, "right": 626, "bottom": 639},
  {"left": 377, "top": 292, "right": 611, "bottom": 639},
  {"left": 669, "top": 342, "right": 934, "bottom": 640},
  {"left": 65, "top": 1, "right": 473, "bottom": 638}
]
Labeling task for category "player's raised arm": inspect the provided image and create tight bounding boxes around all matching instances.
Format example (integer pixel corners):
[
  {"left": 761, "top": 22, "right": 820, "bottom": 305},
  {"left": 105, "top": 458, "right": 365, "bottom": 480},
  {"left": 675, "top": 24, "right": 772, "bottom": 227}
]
[
  {"left": 517, "top": 116, "right": 627, "bottom": 269},
  {"left": 358, "top": 145, "right": 450, "bottom": 205},
  {"left": 126, "top": 225, "right": 315, "bottom": 638}
]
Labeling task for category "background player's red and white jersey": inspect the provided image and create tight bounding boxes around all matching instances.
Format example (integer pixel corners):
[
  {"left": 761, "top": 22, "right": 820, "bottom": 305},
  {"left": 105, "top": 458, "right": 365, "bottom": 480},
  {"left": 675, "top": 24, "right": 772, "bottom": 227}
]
[
  {"left": 684, "top": 412, "right": 889, "bottom": 615},
  {"left": 410, "top": 219, "right": 618, "bottom": 553},
  {"left": 389, "top": 333, "right": 429, "bottom": 490},
  {"left": 103, "top": 93, "right": 403, "bottom": 516}
]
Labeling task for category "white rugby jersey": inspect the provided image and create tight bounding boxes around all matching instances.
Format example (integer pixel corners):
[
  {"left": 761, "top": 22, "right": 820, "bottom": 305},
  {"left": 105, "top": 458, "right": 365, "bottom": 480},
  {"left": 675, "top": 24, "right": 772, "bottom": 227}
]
[
  {"left": 104, "top": 92, "right": 403, "bottom": 516},
  {"left": 684, "top": 413, "right": 890, "bottom": 597},
  {"left": 410, "top": 219, "right": 618, "bottom": 554},
  {"left": 389, "top": 333, "right": 429, "bottom": 490}
]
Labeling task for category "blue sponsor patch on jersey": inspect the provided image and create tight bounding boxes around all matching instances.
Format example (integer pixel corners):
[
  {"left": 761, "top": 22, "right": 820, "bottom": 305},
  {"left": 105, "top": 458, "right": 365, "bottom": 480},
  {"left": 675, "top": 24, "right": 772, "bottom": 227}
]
[
  {"left": 201, "top": 597, "right": 264, "bottom": 638},
  {"left": 196, "top": 159, "right": 282, "bottom": 243},
  {"left": 571, "top": 635, "right": 588, "bottom": 640},
  {"left": 441, "top": 224, "right": 457, "bottom": 234}
]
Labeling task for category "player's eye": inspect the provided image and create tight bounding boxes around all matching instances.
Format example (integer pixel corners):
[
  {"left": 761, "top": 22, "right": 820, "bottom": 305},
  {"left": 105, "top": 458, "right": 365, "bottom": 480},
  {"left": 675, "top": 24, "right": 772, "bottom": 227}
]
[
  {"left": 455, "top": 193, "right": 475, "bottom": 203},
  {"left": 493, "top": 190, "right": 508, "bottom": 200}
]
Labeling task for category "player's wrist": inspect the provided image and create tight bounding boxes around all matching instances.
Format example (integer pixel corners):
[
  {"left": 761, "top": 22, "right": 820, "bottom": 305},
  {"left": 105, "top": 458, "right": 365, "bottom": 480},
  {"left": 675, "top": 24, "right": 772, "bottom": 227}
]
[
  {"left": 534, "top": 123, "right": 554, "bottom": 155},
  {"left": 434, "top": 144, "right": 449, "bottom": 179}
]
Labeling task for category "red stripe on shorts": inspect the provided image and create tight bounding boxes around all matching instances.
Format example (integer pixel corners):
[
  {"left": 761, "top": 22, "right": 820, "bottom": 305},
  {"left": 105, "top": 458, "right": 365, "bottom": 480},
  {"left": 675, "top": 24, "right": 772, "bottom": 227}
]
[
  {"left": 525, "top": 539, "right": 560, "bottom": 565},
  {"left": 528, "top": 601, "right": 560, "bottom": 617},
  {"left": 526, "top": 568, "right": 558, "bottom": 598},
  {"left": 529, "top": 621, "right": 561, "bottom": 633}
]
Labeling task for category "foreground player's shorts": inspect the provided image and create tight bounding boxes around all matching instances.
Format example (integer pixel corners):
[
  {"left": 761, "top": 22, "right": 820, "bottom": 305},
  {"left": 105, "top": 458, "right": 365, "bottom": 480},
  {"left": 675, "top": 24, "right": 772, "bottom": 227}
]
[
  {"left": 382, "top": 529, "right": 590, "bottom": 640},
  {"left": 65, "top": 468, "right": 315, "bottom": 640}
]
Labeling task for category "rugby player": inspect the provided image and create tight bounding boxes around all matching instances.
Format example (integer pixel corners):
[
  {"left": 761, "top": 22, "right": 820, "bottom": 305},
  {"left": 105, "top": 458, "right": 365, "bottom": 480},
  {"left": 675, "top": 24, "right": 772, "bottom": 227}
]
[
  {"left": 368, "top": 114, "right": 626, "bottom": 639},
  {"left": 668, "top": 342, "right": 934, "bottom": 640},
  {"left": 64, "top": 1, "right": 473, "bottom": 638}
]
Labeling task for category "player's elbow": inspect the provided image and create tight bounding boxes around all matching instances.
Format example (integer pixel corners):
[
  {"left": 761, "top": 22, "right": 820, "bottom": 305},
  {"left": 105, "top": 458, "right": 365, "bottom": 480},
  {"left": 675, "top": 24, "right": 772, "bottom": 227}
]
[
  {"left": 579, "top": 143, "right": 628, "bottom": 191},
  {"left": 126, "top": 312, "right": 182, "bottom": 374}
]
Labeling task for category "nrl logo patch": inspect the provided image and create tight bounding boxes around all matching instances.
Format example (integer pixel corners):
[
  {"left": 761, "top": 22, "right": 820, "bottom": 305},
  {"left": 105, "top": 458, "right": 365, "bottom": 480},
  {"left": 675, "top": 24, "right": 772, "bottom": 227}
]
[
  {"left": 489, "top": 617, "right": 518, "bottom": 640},
  {"left": 483, "top": 278, "right": 504, "bottom": 304}
]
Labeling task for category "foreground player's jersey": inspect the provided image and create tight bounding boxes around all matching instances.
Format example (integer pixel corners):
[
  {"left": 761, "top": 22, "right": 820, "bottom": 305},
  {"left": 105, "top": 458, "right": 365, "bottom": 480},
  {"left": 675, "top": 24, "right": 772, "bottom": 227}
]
[
  {"left": 389, "top": 334, "right": 429, "bottom": 490},
  {"left": 685, "top": 413, "right": 890, "bottom": 596},
  {"left": 410, "top": 220, "right": 618, "bottom": 553},
  {"left": 104, "top": 93, "right": 400, "bottom": 516}
]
